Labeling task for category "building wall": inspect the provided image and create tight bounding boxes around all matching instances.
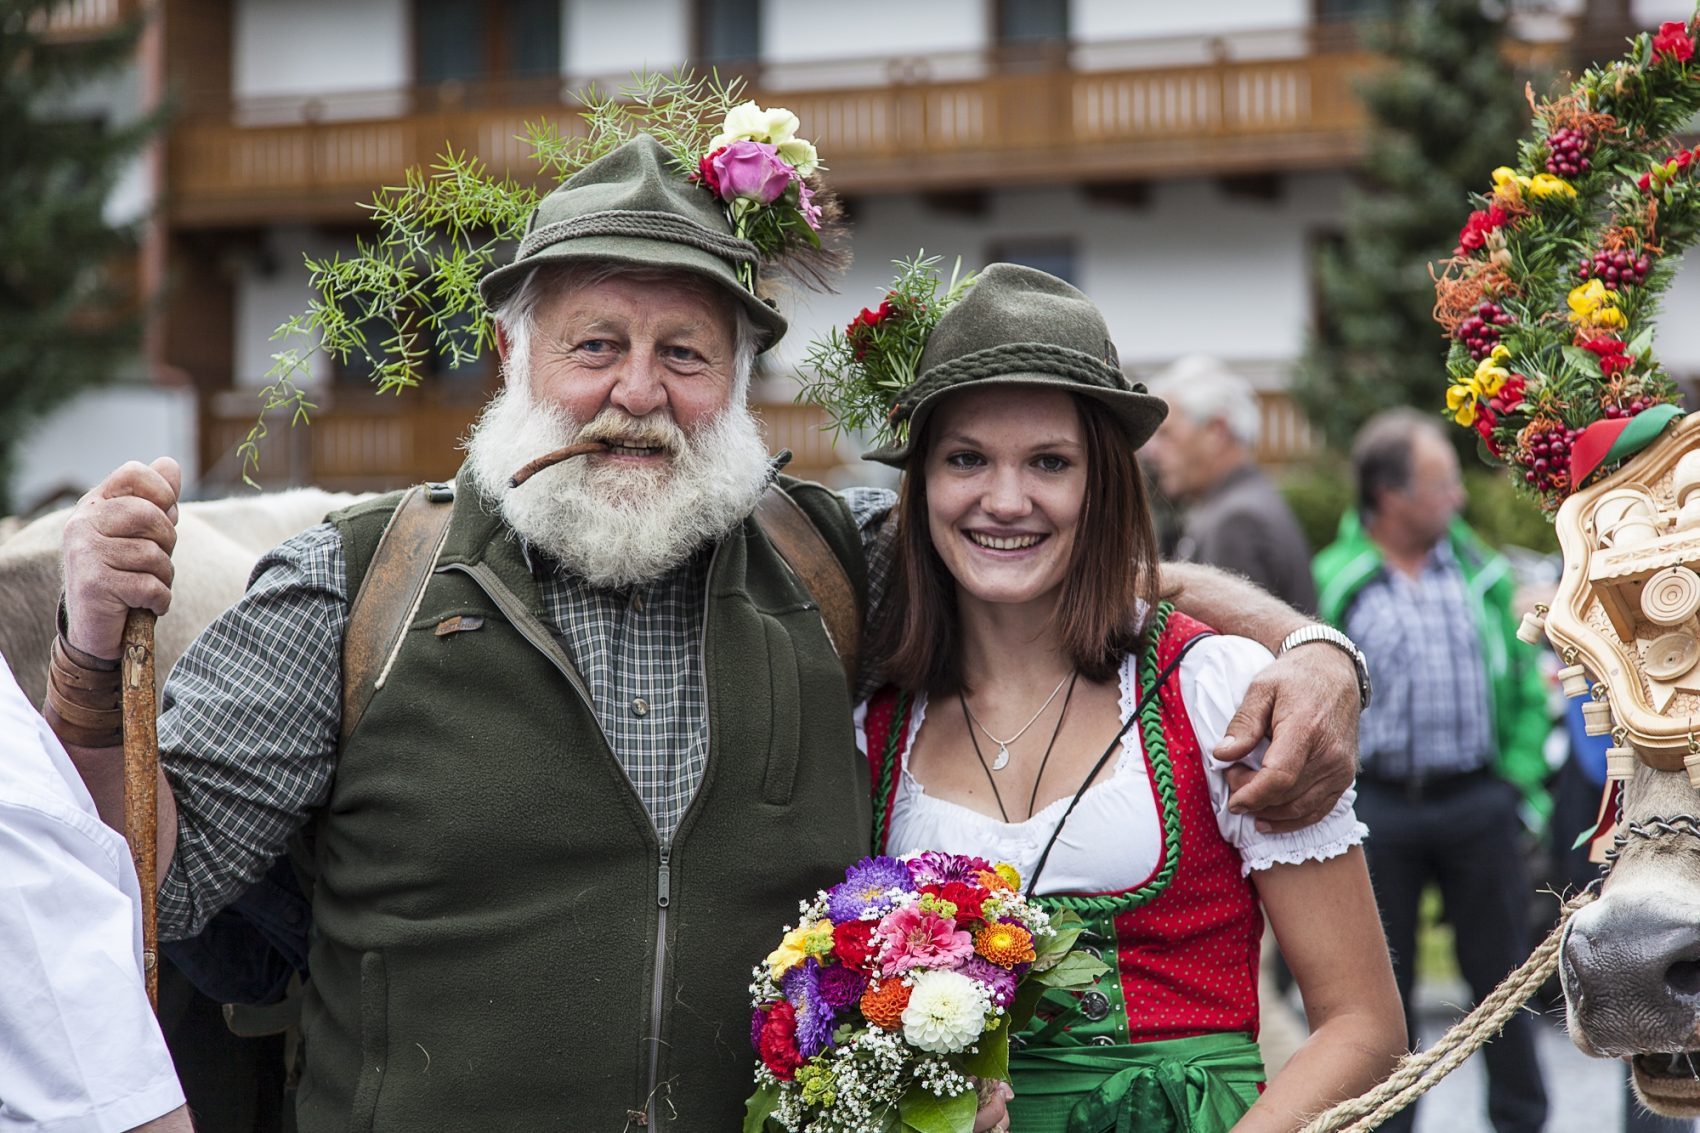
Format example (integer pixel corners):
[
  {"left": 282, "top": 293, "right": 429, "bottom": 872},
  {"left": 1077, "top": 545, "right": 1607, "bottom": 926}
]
[
  {"left": 13, "top": 386, "right": 199, "bottom": 512},
  {"left": 233, "top": 228, "right": 351, "bottom": 388},
  {"left": 565, "top": 0, "right": 689, "bottom": 77},
  {"left": 233, "top": 0, "right": 409, "bottom": 117}
]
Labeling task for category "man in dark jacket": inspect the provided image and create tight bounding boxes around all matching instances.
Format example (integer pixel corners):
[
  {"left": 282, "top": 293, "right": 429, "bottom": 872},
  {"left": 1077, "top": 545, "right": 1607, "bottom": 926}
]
[{"left": 1147, "top": 355, "right": 1317, "bottom": 615}]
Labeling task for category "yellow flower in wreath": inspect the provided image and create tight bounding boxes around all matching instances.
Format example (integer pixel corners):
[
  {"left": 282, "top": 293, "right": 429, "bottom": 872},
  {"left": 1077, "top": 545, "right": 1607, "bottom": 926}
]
[
  {"left": 1528, "top": 173, "right": 1578, "bottom": 199},
  {"left": 1473, "top": 345, "right": 1513, "bottom": 396},
  {"left": 1447, "top": 379, "right": 1482, "bottom": 426},
  {"left": 1567, "top": 279, "right": 1626, "bottom": 329},
  {"left": 1491, "top": 166, "right": 1531, "bottom": 204}
]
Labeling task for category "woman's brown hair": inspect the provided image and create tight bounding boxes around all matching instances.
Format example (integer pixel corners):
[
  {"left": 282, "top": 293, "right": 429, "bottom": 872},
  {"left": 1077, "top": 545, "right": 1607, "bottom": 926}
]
[{"left": 870, "top": 392, "right": 1162, "bottom": 694}]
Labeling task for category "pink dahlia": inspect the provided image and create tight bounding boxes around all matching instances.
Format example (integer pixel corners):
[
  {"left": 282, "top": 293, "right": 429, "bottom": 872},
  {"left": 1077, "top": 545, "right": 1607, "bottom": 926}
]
[{"left": 876, "top": 905, "right": 973, "bottom": 976}]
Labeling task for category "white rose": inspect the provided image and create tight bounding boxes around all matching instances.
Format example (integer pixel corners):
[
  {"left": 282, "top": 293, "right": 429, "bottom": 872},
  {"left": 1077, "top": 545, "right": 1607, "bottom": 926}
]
[
  {"left": 900, "top": 969, "right": 991, "bottom": 1054},
  {"left": 762, "top": 106, "right": 801, "bottom": 145},
  {"left": 713, "top": 100, "right": 770, "bottom": 149},
  {"left": 776, "top": 138, "right": 819, "bottom": 177}
]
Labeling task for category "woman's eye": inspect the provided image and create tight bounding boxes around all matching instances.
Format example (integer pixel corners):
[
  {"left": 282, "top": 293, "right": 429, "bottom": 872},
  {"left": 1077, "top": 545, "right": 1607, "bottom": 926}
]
[
  {"left": 945, "top": 452, "right": 985, "bottom": 469},
  {"left": 1035, "top": 454, "right": 1071, "bottom": 473}
]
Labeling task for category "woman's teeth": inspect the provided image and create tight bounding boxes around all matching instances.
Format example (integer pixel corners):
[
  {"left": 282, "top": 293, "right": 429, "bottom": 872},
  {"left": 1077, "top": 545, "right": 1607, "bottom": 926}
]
[{"left": 968, "top": 532, "right": 1043, "bottom": 550}]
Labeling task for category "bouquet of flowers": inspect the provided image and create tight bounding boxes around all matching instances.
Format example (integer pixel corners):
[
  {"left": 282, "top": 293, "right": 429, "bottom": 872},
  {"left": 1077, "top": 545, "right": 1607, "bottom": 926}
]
[
  {"left": 744, "top": 852, "right": 1107, "bottom": 1133},
  {"left": 1434, "top": 15, "right": 1700, "bottom": 511}
]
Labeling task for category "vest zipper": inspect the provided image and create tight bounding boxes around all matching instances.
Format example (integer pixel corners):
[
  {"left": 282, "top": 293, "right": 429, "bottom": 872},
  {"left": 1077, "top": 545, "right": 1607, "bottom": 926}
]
[{"left": 646, "top": 844, "right": 671, "bottom": 1122}]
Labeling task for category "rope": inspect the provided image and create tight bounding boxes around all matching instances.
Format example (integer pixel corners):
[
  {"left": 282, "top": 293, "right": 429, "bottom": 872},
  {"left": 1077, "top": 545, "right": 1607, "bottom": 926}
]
[
  {"left": 518, "top": 210, "right": 759, "bottom": 264},
  {"left": 1296, "top": 887, "right": 1599, "bottom": 1133}
]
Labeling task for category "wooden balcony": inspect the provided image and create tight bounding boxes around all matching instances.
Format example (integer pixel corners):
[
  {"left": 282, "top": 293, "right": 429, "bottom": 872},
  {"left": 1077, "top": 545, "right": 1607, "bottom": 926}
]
[
  {"left": 167, "top": 44, "right": 1378, "bottom": 227},
  {"left": 37, "top": 0, "right": 137, "bottom": 41}
]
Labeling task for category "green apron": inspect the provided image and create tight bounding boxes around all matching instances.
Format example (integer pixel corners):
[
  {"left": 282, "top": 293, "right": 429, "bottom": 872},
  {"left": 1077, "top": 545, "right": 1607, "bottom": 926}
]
[{"left": 1007, "top": 1031, "right": 1264, "bottom": 1133}]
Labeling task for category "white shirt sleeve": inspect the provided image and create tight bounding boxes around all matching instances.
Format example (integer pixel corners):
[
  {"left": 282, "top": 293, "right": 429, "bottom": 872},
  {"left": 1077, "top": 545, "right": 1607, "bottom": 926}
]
[
  {"left": 0, "top": 664, "right": 186, "bottom": 1133},
  {"left": 1179, "top": 635, "right": 1369, "bottom": 876}
]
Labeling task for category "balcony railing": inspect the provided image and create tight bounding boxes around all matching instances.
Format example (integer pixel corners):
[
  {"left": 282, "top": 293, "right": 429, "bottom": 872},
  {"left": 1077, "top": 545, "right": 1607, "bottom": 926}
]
[
  {"left": 168, "top": 37, "right": 1379, "bottom": 226},
  {"left": 37, "top": 0, "right": 136, "bottom": 41}
]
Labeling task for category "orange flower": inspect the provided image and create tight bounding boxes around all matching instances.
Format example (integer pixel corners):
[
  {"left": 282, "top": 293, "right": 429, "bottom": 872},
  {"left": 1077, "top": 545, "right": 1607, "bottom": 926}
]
[
  {"left": 974, "top": 869, "right": 1012, "bottom": 893},
  {"left": 975, "top": 922, "right": 1037, "bottom": 969},
  {"left": 860, "top": 979, "right": 912, "bottom": 1030}
]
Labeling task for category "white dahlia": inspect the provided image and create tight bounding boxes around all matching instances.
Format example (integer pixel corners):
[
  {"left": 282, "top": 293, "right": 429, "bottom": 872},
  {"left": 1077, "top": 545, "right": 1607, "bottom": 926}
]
[{"left": 900, "top": 969, "right": 991, "bottom": 1054}]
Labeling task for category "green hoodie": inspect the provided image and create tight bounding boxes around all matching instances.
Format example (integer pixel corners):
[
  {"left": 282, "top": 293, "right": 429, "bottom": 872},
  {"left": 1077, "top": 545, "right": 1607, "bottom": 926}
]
[{"left": 1314, "top": 510, "right": 1552, "bottom": 825}]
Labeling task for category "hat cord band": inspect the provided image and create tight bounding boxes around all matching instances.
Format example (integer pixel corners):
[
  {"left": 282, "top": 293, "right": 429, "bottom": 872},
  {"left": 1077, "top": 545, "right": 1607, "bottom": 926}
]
[
  {"left": 892, "top": 343, "right": 1130, "bottom": 423},
  {"left": 518, "top": 210, "right": 761, "bottom": 266}
]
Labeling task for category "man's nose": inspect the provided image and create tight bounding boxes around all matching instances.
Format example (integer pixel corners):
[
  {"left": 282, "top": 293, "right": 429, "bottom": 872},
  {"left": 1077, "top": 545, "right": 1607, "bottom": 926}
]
[{"left": 609, "top": 349, "right": 667, "bottom": 418}]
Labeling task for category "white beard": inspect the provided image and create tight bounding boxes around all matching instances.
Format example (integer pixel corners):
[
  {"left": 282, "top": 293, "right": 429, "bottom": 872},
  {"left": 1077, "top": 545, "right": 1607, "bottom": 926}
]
[{"left": 464, "top": 385, "right": 773, "bottom": 588}]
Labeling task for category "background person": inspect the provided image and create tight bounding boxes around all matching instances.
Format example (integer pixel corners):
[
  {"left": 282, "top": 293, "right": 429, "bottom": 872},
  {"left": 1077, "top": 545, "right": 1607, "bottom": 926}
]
[
  {"left": 1314, "top": 408, "right": 1553, "bottom": 1133},
  {"left": 1145, "top": 354, "right": 1317, "bottom": 615}
]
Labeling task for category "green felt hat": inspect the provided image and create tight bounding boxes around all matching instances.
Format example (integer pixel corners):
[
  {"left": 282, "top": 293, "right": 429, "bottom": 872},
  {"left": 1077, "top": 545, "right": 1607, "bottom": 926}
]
[
  {"left": 863, "top": 263, "right": 1167, "bottom": 466},
  {"left": 479, "top": 134, "right": 787, "bottom": 350}
]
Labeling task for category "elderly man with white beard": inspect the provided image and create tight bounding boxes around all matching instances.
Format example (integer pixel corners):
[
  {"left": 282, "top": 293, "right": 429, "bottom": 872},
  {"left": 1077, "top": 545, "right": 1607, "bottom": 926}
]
[{"left": 46, "top": 137, "right": 1366, "bottom": 1132}]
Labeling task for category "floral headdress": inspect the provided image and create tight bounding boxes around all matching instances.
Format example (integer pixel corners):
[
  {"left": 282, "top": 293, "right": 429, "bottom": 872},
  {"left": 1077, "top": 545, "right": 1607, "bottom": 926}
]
[
  {"left": 1436, "top": 15, "right": 1700, "bottom": 512},
  {"left": 799, "top": 253, "right": 979, "bottom": 440},
  {"left": 242, "top": 73, "right": 842, "bottom": 483}
]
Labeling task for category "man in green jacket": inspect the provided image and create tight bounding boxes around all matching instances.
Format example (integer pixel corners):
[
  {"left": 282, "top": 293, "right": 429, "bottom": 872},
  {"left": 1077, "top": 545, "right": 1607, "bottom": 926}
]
[{"left": 1314, "top": 409, "right": 1551, "bottom": 1133}]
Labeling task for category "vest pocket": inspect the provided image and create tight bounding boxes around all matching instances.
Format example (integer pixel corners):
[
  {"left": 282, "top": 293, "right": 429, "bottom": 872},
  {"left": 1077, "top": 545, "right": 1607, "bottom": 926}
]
[
  {"left": 761, "top": 616, "right": 803, "bottom": 806},
  {"left": 350, "top": 950, "right": 388, "bottom": 1132}
]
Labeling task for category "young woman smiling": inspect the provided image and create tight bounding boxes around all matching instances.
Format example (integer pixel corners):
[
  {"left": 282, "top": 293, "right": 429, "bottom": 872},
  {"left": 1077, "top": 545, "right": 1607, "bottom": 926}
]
[{"left": 852, "top": 264, "right": 1404, "bottom": 1133}]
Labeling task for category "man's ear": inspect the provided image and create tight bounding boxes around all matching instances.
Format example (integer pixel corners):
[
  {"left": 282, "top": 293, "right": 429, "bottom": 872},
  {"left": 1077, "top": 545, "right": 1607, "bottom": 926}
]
[{"left": 493, "top": 320, "right": 511, "bottom": 364}]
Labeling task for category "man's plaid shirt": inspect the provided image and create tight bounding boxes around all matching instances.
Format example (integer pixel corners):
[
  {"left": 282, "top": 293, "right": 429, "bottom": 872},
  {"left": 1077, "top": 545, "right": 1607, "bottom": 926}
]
[{"left": 155, "top": 485, "right": 897, "bottom": 939}]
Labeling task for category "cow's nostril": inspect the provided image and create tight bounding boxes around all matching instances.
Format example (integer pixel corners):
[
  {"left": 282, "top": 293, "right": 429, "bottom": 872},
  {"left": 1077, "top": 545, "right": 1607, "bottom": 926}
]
[{"left": 1667, "top": 958, "right": 1700, "bottom": 996}]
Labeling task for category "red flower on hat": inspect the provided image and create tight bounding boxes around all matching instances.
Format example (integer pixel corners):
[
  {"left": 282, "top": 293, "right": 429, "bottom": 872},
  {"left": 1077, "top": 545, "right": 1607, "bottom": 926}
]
[
  {"left": 846, "top": 296, "right": 900, "bottom": 360},
  {"left": 1455, "top": 206, "right": 1510, "bottom": 255},
  {"left": 694, "top": 146, "right": 728, "bottom": 197},
  {"left": 1653, "top": 21, "right": 1695, "bottom": 64},
  {"left": 1639, "top": 149, "right": 1694, "bottom": 192}
]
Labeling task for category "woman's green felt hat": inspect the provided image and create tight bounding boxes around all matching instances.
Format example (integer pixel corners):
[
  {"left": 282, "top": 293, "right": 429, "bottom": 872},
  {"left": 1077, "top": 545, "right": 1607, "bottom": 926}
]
[{"left": 863, "top": 263, "right": 1167, "bottom": 465}]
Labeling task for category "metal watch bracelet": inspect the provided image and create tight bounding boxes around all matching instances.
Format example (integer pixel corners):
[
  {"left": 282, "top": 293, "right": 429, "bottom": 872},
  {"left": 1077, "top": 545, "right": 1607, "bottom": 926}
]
[{"left": 1276, "top": 624, "right": 1373, "bottom": 711}]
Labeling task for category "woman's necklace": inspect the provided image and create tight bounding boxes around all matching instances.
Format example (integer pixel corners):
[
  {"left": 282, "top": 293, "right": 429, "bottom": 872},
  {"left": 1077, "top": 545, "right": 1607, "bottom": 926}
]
[
  {"left": 959, "top": 673, "right": 1079, "bottom": 822},
  {"left": 960, "top": 671, "right": 1072, "bottom": 771}
]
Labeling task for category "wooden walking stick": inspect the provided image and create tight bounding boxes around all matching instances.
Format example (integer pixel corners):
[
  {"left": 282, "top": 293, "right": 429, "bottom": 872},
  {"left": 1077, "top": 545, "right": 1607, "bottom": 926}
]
[{"left": 120, "top": 607, "right": 159, "bottom": 1009}]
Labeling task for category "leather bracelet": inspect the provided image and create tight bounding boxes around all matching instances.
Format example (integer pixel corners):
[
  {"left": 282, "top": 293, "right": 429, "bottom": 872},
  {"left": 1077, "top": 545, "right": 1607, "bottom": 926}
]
[{"left": 45, "top": 633, "right": 123, "bottom": 747}]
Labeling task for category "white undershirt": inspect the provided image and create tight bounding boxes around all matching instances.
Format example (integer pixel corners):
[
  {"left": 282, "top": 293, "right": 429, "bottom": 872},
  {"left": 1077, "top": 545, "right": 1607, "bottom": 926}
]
[
  {"left": 0, "top": 660, "right": 185, "bottom": 1133},
  {"left": 856, "top": 636, "right": 1367, "bottom": 893}
]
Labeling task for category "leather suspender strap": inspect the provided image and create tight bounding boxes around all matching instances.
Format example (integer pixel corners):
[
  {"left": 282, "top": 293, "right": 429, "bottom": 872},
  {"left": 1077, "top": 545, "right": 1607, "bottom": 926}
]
[
  {"left": 753, "top": 485, "right": 861, "bottom": 690},
  {"left": 340, "top": 484, "right": 456, "bottom": 745}
]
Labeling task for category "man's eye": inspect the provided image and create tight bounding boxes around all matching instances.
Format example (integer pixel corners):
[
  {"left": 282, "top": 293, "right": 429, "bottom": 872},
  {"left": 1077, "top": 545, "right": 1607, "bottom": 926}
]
[
  {"left": 663, "top": 346, "right": 703, "bottom": 363},
  {"left": 577, "top": 339, "right": 613, "bottom": 354}
]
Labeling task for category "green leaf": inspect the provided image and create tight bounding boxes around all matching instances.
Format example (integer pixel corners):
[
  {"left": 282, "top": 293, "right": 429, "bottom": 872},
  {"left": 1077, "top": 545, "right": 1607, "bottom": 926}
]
[
  {"left": 956, "top": 1023, "right": 1009, "bottom": 1081},
  {"left": 1628, "top": 327, "right": 1656, "bottom": 357},
  {"left": 1560, "top": 344, "right": 1604, "bottom": 378},
  {"left": 1035, "top": 910, "right": 1086, "bottom": 960},
  {"left": 743, "top": 1083, "right": 781, "bottom": 1133},
  {"left": 1006, "top": 979, "right": 1047, "bottom": 1034},
  {"left": 1033, "top": 951, "right": 1111, "bottom": 989},
  {"left": 898, "top": 1086, "right": 978, "bottom": 1133}
]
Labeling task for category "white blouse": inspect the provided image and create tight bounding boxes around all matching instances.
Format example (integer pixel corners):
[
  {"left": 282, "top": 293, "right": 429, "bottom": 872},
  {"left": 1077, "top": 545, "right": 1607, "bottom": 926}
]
[{"left": 855, "top": 636, "right": 1367, "bottom": 894}]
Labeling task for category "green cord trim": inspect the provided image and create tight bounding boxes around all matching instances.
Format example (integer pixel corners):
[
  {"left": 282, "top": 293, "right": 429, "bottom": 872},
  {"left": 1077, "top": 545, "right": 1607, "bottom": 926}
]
[
  {"left": 1036, "top": 600, "right": 1183, "bottom": 917},
  {"left": 871, "top": 688, "right": 910, "bottom": 850}
]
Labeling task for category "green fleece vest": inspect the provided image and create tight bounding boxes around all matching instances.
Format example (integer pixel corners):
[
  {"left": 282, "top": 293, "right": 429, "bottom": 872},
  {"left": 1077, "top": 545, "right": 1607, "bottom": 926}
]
[{"left": 295, "top": 469, "right": 871, "bottom": 1132}]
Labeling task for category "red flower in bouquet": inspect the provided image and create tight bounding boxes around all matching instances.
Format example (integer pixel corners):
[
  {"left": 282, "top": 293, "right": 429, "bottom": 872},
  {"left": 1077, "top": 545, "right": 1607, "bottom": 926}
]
[
  {"left": 832, "top": 918, "right": 879, "bottom": 973},
  {"left": 921, "top": 881, "right": 987, "bottom": 925},
  {"left": 1455, "top": 206, "right": 1510, "bottom": 255},
  {"left": 1653, "top": 21, "right": 1695, "bottom": 64},
  {"left": 757, "top": 1001, "right": 806, "bottom": 1080}
]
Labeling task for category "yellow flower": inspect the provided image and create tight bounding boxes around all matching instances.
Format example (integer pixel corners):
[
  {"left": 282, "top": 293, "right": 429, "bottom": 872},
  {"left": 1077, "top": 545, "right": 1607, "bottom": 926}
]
[
  {"left": 1446, "top": 381, "right": 1481, "bottom": 426},
  {"left": 766, "top": 927, "right": 811, "bottom": 978},
  {"left": 1490, "top": 166, "right": 1531, "bottom": 200},
  {"left": 1528, "top": 173, "right": 1578, "bottom": 199},
  {"left": 1568, "top": 279, "right": 1625, "bottom": 327},
  {"left": 801, "top": 921, "right": 835, "bottom": 956},
  {"left": 994, "top": 862, "right": 1022, "bottom": 890},
  {"left": 1473, "top": 345, "right": 1512, "bottom": 396}
]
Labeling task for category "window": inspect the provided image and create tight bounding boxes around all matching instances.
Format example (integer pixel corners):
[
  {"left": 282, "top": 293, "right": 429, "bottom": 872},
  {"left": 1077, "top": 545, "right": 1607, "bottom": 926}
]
[
  {"left": 414, "top": 0, "right": 561, "bottom": 88},
  {"left": 697, "top": 0, "right": 761, "bottom": 67},
  {"left": 995, "top": 0, "right": 1068, "bottom": 45},
  {"left": 987, "top": 238, "right": 1078, "bottom": 287}
]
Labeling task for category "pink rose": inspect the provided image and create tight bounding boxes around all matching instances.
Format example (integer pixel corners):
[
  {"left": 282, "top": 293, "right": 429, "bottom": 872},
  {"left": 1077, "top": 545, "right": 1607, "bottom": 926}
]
[
  {"left": 711, "top": 140, "right": 793, "bottom": 204},
  {"left": 875, "top": 904, "right": 974, "bottom": 977}
]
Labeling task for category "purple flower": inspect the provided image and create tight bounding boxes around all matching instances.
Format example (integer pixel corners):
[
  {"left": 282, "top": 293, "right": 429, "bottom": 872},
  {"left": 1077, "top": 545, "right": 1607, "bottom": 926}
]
[
  {"left": 751, "top": 1005, "right": 769, "bottom": 1051},
  {"left": 960, "top": 956, "right": 1018, "bottom": 1008},
  {"left": 828, "top": 855, "right": 915, "bottom": 921},
  {"left": 906, "top": 851, "right": 992, "bottom": 888},
  {"left": 711, "top": 140, "right": 792, "bottom": 204},
  {"left": 782, "top": 958, "right": 837, "bottom": 1058},
  {"left": 797, "top": 179, "right": 822, "bottom": 231},
  {"left": 817, "top": 964, "right": 868, "bottom": 1010}
]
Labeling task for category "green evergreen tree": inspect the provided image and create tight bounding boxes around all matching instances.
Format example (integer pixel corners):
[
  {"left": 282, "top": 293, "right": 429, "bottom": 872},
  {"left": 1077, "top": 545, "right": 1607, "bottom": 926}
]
[
  {"left": 0, "top": 1, "right": 157, "bottom": 511},
  {"left": 1295, "top": 0, "right": 1532, "bottom": 452}
]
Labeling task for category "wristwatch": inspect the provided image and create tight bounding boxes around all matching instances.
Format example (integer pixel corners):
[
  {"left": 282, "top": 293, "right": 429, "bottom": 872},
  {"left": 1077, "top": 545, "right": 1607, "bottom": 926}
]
[{"left": 1277, "top": 624, "right": 1373, "bottom": 711}]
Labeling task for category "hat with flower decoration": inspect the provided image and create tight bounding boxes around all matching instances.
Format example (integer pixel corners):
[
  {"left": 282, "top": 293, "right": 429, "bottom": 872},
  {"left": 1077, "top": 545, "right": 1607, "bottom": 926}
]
[
  {"left": 801, "top": 259, "right": 1167, "bottom": 465},
  {"left": 481, "top": 134, "right": 792, "bottom": 348}
]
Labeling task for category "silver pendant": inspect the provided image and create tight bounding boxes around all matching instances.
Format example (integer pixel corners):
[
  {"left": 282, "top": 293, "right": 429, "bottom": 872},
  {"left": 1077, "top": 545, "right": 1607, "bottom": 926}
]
[{"left": 991, "top": 745, "right": 1010, "bottom": 771}]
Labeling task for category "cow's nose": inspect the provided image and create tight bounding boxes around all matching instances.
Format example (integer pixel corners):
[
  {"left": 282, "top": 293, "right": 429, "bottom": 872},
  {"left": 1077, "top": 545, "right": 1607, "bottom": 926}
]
[{"left": 1565, "top": 897, "right": 1700, "bottom": 1048}]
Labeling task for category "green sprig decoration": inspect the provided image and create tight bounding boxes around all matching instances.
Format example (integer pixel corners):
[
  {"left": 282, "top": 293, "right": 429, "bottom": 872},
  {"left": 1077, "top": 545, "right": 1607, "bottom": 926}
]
[
  {"left": 798, "top": 253, "right": 976, "bottom": 441},
  {"left": 237, "top": 70, "right": 748, "bottom": 486},
  {"left": 1435, "top": 10, "right": 1700, "bottom": 512}
]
